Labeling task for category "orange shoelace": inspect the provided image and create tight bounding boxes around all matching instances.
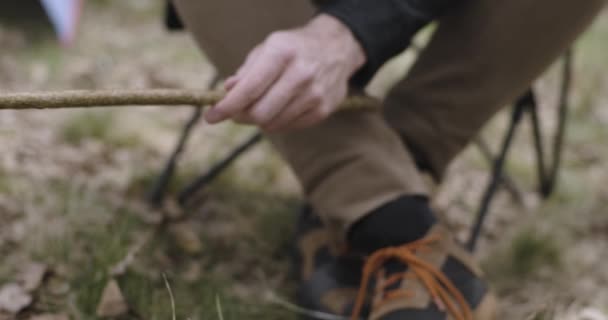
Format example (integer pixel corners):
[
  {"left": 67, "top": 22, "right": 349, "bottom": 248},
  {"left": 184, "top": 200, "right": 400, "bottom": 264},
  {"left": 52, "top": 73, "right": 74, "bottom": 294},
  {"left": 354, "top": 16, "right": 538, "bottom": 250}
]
[{"left": 350, "top": 235, "right": 473, "bottom": 320}]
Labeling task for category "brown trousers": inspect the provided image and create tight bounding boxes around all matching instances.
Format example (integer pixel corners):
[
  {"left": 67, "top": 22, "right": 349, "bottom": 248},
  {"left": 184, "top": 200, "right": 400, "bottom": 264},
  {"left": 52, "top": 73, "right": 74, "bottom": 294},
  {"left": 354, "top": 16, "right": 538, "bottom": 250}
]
[{"left": 173, "top": 0, "right": 605, "bottom": 246}]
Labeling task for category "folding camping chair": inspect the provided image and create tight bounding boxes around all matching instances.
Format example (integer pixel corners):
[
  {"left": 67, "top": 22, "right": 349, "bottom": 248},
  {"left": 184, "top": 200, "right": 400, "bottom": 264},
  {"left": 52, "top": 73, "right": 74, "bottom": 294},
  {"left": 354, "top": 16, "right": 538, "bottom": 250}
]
[{"left": 147, "top": 43, "right": 574, "bottom": 253}]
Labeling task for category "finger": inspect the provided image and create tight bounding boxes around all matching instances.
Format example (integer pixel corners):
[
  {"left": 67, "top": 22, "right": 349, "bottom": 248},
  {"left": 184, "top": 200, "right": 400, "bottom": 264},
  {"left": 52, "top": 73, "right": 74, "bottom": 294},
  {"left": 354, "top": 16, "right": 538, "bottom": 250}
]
[
  {"left": 221, "top": 46, "right": 262, "bottom": 96},
  {"left": 246, "top": 63, "right": 314, "bottom": 126},
  {"left": 224, "top": 76, "right": 239, "bottom": 91},
  {"left": 263, "top": 93, "right": 316, "bottom": 132},
  {"left": 232, "top": 109, "right": 256, "bottom": 124},
  {"left": 205, "top": 46, "right": 290, "bottom": 124},
  {"left": 209, "top": 46, "right": 261, "bottom": 122}
]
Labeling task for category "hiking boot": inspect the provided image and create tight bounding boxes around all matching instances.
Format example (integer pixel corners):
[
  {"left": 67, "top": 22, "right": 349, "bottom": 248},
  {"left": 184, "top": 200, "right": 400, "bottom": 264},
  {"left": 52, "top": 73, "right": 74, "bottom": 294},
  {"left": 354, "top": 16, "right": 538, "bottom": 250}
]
[
  {"left": 293, "top": 207, "right": 496, "bottom": 320},
  {"left": 293, "top": 206, "right": 368, "bottom": 318},
  {"left": 292, "top": 205, "right": 333, "bottom": 282},
  {"left": 350, "top": 224, "right": 497, "bottom": 320}
]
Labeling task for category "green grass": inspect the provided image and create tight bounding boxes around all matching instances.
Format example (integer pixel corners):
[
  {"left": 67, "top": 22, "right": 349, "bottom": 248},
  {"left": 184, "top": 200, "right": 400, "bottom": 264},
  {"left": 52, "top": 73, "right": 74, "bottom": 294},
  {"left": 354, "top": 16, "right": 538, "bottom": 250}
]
[
  {"left": 9, "top": 179, "right": 144, "bottom": 318},
  {"left": 1, "top": 2, "right": 604, "bottom": 318},
  {"left": 509, "top": 229, "right": 561, "bottom": 277},
  {"left": 8, "top": 168, "right": 302, "bottom": 320},
  {"left": 61, "top": 111, "right": 113, "bottom": 145},
  {"left": 0, "top": 167, "right": 11, "bottom": 193},
  {"left": 119, "top": 271, "right": 296, "bottom": 320},
  {"left": 484, "top": 227, "right": 561, "bottom": 289},
  {"left": 61, "top": 111, "right": 141, "bottom": 148}
]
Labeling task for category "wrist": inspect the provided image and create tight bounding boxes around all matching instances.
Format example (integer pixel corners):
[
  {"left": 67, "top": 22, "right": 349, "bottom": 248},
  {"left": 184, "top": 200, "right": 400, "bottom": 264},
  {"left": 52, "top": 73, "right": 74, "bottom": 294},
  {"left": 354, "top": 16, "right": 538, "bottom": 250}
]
[{"left": 306, "top": 14, "right": 367, "bottom": 74}]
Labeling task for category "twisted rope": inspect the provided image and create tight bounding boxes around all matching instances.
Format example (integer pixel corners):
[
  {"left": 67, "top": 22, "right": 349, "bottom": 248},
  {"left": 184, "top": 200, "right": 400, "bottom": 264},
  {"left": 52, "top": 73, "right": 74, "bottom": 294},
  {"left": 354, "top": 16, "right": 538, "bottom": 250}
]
[{"left": 0, "top": 89, "right": 376, "bottom": 110}]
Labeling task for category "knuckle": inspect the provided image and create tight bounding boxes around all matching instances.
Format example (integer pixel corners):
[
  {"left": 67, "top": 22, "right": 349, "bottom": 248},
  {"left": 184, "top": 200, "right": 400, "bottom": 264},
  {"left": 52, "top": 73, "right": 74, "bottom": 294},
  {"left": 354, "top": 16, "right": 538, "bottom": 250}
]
[
  {"left": 266, "top": 33, "right": 296, "bottom": 60},
  {"left": 294, "top": 64, "right": 315, "bottom": 84},
  {"left": 281, "top": 46, "right": 297, "bottom": 61},
  {"left": 244, "top": 81, "right": 265, "bottom": 98}
]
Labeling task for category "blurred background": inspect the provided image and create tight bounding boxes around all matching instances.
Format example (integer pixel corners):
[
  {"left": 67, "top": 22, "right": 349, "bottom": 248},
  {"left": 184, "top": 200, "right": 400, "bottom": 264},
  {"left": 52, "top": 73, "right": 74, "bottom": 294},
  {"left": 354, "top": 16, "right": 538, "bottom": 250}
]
[{"left": 0, "top": 1, "right": 606, "bottom": 319}]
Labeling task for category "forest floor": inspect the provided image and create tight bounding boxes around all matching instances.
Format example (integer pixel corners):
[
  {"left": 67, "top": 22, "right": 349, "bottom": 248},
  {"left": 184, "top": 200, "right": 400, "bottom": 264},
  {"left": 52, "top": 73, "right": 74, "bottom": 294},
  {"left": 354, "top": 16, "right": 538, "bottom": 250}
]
[{"left": 0, "top": 1, "right": 607, "bottom": 320}]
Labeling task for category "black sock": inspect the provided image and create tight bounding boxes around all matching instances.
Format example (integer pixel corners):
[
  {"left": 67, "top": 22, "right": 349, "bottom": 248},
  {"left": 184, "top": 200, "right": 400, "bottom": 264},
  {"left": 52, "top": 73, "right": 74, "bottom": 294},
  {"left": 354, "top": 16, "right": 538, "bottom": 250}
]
[{"left": 348, "top": 195, "right": 437, "bottom": 253}]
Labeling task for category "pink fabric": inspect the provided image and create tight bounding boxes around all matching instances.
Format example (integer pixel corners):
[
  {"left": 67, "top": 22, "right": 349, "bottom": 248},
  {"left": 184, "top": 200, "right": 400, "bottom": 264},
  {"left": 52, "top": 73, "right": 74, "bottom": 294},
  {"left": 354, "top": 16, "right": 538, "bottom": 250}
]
[{"left": 40, "top": 0, "right": 83, "bottom": 45}]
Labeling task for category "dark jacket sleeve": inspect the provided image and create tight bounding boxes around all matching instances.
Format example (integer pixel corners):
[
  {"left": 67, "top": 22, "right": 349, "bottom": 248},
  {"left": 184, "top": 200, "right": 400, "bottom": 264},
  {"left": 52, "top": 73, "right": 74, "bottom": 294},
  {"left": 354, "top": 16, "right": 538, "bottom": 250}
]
[{"left": 317, "top": 0, "right": 459, "bottom": 87}]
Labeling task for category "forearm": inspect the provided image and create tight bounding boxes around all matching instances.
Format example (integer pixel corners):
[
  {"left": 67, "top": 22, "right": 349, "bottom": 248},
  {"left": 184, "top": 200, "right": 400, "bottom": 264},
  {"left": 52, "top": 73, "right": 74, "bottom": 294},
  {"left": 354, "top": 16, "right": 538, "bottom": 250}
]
[{"left": 317, "top": 0, "right": 460, "bottom": 87}]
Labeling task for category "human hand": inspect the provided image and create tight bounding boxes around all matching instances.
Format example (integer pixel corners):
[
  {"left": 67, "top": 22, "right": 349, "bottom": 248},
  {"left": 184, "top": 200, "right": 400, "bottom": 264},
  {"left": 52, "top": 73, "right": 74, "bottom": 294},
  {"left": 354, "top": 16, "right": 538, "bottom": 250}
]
[{"left": 204, "top": 14, "right": 366, "bottom": 132}]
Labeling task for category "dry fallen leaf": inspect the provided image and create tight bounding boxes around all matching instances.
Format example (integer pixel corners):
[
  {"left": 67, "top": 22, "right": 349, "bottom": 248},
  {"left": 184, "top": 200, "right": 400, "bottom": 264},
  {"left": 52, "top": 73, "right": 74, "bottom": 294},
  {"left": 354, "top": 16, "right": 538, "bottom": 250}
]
[
  {"left": 169, "top": 223, "right": 203, "bottom": 255},
  {"left": 163, "top": 199, "right": 183, "bottom": 221},
  {"left": 19, "top": 263, "right": 48, "bottom": 292},
  {"left": 46, "top": 277, "right": 70, "bottom": 297},
  {"left": 0, "top": 283, "right": 32, "bottom": 314},
  {"left": 96, "top": 279, "right": 128, "bottom": 318}
]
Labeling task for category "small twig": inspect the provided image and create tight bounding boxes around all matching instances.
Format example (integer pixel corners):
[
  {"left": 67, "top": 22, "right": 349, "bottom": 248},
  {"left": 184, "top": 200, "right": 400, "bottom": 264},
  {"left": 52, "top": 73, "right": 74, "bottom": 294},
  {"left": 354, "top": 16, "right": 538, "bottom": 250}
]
[
  {"left": 110, "top": 230, "right": 154, "bottom": 277},
  {"left": 0, "top": 89, "right": 377, "bottom": 111},
  {"left": 163, "top": 273, "right": 177, "bottom": 320},
  {"left": 215, "top": 295, "right": 225, "bottom": 320},
  {"left": 263, "top": 290, "right": 353, "bottom": 320}
]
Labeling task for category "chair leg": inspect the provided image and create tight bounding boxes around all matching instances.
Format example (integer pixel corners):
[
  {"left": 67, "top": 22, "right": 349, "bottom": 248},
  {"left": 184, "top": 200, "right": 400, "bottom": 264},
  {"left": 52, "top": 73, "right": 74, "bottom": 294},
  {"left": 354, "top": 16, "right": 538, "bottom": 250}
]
[
  {"left": 178, "top": 132, "right": 263, "bottom": 207},
  {"left": 146, "top": 76, "right": 220, "bottom": 207},
  {"left": 474, "top": 137, "right": 525, "bottom": 205},
  {"left": 531, "top": 49, "right": 572, "bottom": 198},
  {"left": 466, "top": 91, "right": 532, "bottom": 251},
  {"left": 467, "top": 50, "right": 573, "bottom": 252}
]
